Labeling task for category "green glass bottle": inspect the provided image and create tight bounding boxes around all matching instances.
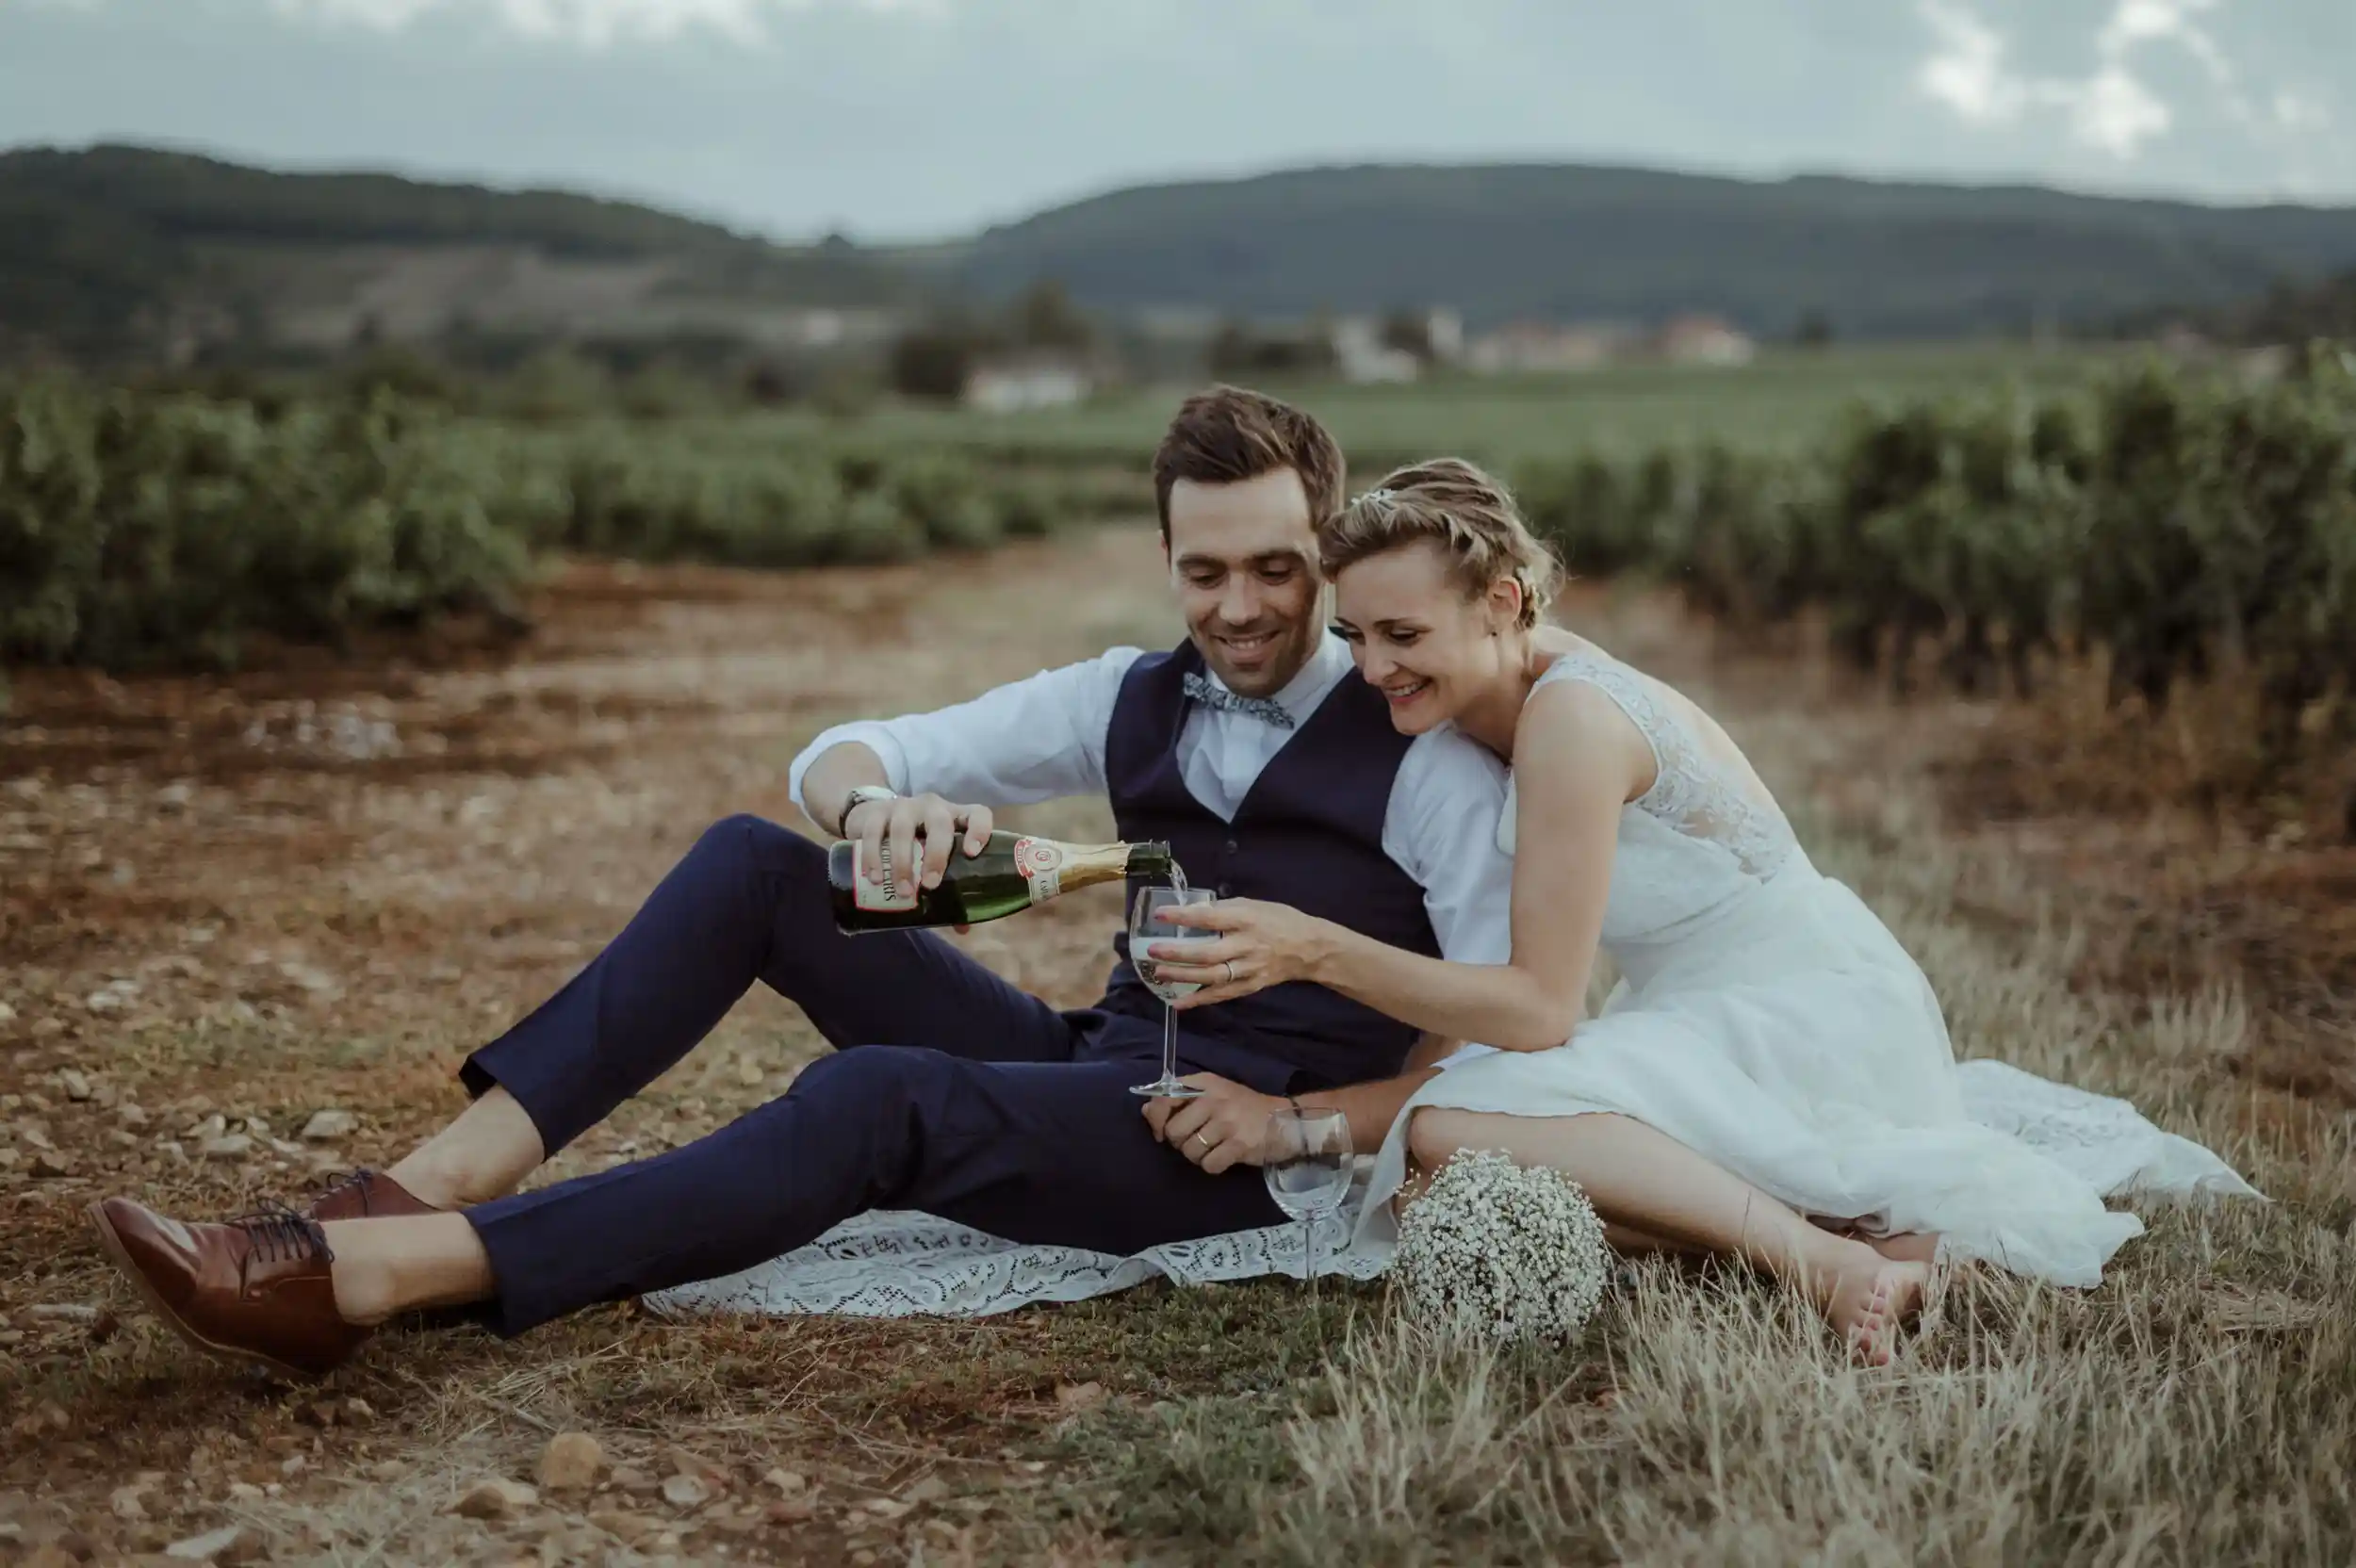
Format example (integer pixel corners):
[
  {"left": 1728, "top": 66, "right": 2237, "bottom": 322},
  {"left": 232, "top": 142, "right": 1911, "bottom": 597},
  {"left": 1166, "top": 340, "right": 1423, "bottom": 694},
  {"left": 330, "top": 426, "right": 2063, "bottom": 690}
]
[{"left": 828, "top": 831, "right": 1177, "bottom": 936}]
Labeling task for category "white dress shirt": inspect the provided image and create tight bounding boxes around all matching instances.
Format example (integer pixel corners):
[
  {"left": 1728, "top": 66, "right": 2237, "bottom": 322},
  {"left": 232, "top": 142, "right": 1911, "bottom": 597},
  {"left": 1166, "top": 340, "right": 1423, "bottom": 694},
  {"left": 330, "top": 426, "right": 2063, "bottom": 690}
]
[{"left": 788, "top": 633, "right": 1516, "bottom": 999}]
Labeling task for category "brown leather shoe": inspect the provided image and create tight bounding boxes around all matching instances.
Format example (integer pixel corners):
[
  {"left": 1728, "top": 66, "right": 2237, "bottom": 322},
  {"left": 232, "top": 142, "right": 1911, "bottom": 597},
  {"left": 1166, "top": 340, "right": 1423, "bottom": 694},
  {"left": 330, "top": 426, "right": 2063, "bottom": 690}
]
[
  {"left": 88, "top": 1199, "right": 371, "bottom": 1380},
  {"left": 304, "top": 1168, "right": 442, "bottom": 1223}
]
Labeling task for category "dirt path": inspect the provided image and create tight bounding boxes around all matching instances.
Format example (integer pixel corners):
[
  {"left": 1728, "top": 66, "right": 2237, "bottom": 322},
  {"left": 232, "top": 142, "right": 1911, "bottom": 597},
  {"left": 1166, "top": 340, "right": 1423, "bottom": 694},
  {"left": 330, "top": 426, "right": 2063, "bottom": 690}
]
[{"left": 2, "top": 526, "right": 2343, "bottom": 1565}]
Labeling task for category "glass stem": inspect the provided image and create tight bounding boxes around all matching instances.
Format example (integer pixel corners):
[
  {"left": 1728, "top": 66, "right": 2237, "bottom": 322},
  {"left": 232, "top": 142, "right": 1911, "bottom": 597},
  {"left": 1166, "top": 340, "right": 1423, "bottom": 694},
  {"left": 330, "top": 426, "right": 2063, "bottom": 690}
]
[
  {"left": 1161, "top": 1001, "right": 1178, "bottom": 1087},
  {"left": 1303, "top": 1215, "right": 1316, "bottom": 1298}
]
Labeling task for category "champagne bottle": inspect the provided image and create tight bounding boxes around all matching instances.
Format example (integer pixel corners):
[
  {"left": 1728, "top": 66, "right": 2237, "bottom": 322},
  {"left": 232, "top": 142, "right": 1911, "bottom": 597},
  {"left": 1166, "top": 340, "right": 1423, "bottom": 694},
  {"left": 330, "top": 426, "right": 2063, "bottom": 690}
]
[{"left": 828, "top": 830, "right": 1176, "bottom": 935}]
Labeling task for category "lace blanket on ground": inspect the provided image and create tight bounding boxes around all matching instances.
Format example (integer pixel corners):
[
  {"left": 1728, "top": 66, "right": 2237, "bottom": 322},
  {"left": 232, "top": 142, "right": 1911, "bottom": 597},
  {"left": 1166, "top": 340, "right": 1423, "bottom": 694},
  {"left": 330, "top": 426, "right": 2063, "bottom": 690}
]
[{"left": 643, "top": 1060, "right": 2256, "bottom": 1322}]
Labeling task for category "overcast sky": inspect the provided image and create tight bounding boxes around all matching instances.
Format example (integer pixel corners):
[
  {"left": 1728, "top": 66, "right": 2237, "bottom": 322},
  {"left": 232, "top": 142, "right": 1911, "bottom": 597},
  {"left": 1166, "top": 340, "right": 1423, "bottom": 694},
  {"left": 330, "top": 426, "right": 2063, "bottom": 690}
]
[{"left": 3, "top": 0, "right": 2348, "bottom": 241}]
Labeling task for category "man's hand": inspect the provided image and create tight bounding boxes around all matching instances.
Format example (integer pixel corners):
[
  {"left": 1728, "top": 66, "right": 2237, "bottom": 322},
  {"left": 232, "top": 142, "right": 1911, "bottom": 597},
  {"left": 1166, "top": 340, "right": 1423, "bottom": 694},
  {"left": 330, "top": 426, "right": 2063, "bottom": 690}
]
[
  {"left": 845, "top": 792, "right": 994, "bottom": 895},
  {"left": 1142, "top": 1074, "right": 1285, "bottom": 1174}
]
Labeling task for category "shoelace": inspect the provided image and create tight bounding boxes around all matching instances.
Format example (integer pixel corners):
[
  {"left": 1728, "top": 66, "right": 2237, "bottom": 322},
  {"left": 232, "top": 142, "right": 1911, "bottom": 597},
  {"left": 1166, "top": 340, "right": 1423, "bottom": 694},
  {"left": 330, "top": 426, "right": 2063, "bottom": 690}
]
[
  {"left": 229, "top": 1201, "right": 334, "bottom": 1266},
  {"left": 309, "top": 1168, "right": 376, "bottom": 1206}
]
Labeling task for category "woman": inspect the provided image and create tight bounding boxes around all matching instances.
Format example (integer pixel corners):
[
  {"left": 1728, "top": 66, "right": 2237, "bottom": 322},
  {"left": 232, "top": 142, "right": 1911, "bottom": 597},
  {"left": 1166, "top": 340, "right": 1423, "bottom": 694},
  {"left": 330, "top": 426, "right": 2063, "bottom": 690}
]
[{"left": 1151, "top": 458, "right": 2259, "bottom": 1362}]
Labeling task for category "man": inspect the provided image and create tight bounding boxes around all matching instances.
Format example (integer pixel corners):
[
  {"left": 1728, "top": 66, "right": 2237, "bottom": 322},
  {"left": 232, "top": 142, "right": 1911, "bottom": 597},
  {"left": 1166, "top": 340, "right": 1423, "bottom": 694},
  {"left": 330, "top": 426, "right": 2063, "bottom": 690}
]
[{"left": 86, "top": 385, "right": 1514, "bottom": 1380}]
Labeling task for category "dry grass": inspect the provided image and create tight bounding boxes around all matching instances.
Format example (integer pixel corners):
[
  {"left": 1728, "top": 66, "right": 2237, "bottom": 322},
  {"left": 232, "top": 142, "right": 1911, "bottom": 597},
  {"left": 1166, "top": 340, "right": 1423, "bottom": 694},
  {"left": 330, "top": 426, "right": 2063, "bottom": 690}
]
[{"left": 3, "top": 529, "right": 2350, "bottom": 1564}]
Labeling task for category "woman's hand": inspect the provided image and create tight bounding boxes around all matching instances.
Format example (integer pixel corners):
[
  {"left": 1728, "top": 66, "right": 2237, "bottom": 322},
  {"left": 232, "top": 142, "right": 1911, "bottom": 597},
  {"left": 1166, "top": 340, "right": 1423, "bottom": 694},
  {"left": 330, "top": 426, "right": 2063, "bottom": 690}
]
[{"left": 1146, "top": 898, "right": 1337, "bottom": 1009}]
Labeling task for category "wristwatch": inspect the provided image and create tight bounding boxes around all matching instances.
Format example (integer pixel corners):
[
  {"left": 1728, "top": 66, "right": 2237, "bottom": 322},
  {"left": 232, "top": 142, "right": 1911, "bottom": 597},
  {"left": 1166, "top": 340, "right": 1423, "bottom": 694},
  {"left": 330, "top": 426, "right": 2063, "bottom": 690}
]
[{"left": 835, "top": 784, "right": 898, "bottom": 837}]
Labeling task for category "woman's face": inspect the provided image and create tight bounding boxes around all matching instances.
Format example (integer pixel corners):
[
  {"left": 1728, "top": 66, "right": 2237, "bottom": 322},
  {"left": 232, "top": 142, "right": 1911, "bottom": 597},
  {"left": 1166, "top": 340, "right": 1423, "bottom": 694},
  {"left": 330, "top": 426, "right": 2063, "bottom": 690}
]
[{"left": 1331, "top": 540, "right": 1513, "bottom": 735}]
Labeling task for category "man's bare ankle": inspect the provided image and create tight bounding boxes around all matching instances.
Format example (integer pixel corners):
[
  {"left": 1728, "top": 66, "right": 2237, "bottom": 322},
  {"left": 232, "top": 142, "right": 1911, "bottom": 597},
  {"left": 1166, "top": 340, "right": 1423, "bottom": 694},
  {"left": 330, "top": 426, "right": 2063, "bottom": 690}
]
[
  {"left": 327, "top": 1253, "right": 397, "bottom": 1327},
  {"left": 384, "top": 1160, "right": 468, "bottom": 1211}
]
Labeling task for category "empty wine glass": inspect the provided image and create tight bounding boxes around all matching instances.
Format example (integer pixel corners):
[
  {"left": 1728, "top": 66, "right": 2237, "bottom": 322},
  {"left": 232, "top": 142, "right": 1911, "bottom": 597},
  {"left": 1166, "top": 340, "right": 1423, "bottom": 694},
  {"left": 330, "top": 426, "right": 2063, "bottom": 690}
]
[
  {"left": 1263, "top": 1106, "right": 1353, "bottom": 1300},
  {"left": 1129, "top": 884, "right": 1217, "bottom": 1101}
]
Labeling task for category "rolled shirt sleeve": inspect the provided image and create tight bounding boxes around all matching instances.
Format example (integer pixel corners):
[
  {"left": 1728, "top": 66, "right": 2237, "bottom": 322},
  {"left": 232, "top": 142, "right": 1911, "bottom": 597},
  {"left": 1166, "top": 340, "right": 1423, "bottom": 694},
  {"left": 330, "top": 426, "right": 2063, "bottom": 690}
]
[
  {"left": 788, "top": 647, "right": 1143, "bottom": 820},
  {"left": 1383, "top": 726, "right": 1517, "bottom": 1064}
]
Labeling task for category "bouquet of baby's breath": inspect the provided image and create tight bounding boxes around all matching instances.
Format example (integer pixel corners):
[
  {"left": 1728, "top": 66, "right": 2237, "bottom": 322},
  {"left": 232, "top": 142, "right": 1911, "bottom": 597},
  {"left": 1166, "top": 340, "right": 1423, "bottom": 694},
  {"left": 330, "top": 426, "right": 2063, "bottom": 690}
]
[{"left": 1393, "top": 1150, "right": 1612, "bottom": 1347}]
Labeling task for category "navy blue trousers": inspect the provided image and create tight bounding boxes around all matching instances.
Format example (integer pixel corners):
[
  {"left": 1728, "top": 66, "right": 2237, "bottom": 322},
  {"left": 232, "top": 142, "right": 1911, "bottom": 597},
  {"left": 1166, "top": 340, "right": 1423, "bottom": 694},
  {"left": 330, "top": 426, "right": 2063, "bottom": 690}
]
[{"left": 460, "top": 815, "right": 1286, "bottom": 1335}]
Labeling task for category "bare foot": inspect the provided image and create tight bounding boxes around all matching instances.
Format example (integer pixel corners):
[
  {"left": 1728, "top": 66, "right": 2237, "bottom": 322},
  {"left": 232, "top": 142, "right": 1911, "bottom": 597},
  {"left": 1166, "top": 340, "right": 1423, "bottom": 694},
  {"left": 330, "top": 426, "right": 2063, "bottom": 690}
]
[
  {"left": 1826, "top": 1258, "right": 1930, "bottom": 1366},
  {"left": 1861, "top": 1231, "right": 1940, "bottom": 1266}
]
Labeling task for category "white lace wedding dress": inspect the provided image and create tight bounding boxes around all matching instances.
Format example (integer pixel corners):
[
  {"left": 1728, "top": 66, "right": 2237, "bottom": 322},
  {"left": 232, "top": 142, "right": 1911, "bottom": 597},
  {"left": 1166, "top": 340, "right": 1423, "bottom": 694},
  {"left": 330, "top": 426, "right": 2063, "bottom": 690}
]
[
  {"left": 647, "top": 647, "right": 2258, "bottom": 1322},
  {"left": 1347, "top": 647, "right": 2261, "bottom": 1284}
]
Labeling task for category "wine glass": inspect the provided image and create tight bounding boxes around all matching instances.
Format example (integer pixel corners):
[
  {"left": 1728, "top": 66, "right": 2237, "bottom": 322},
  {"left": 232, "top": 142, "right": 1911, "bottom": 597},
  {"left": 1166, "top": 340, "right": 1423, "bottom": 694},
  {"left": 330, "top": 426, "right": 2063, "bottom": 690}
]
[
  {"left": 1129, "top": 885, "right": 1217, "bottom": 1101},
  {"left": 1263, "top": 1106, "right": 1353, "bottom": 1301}
]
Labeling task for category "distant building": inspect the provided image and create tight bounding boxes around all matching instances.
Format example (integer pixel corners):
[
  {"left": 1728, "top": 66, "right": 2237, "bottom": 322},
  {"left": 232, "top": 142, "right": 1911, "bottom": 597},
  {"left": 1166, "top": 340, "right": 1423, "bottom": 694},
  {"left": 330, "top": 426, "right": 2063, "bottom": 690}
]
[
  {"left": 1465, "top": 319, "right": 1631, "bottom": 374},
  {"left": 964, "top": 356, "right": 1092, "bottom": 412},
  {"left": 1425, "top": 307, "right": 1465, "bottom": 365},
  {"left": 1654, "top": 314, "right": 1757, "bottom": 367},
  {"left": 1331, "top": 317, "right": 1422, "bottom": 384}
]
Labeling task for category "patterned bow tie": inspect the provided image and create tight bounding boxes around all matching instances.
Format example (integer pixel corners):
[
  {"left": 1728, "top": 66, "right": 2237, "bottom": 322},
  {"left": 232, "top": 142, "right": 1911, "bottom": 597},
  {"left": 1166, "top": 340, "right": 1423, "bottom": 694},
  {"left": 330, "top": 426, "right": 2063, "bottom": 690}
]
[{"left": 1184, "top": 671, "right": 1296, "bottom": 728}]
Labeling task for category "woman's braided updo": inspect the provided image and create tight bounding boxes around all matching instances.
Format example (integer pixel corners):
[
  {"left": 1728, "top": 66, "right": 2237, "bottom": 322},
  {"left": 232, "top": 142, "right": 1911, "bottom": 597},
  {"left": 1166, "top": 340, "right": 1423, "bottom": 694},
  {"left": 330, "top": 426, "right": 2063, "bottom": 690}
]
[{"left": 1317, "top": 458, "right": 1563, "bottom": 630}]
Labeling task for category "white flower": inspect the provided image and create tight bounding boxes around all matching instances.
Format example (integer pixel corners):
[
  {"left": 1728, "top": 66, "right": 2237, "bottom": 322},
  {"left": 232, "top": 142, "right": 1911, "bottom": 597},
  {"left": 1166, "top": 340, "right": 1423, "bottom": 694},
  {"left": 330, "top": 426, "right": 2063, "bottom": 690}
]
[{"left": 1392, "top": 1150, "right": 1612, "bottom": 1348}]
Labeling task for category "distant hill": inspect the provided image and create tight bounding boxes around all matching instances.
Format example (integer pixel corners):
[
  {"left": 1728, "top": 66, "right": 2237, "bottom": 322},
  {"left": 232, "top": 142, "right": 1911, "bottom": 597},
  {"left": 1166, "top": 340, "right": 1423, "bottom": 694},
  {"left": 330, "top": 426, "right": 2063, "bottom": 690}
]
[
  {"left": 11, "top": 146, "right": 2356, "bottom": 366},
  {"left": 943, "top": 163, "right": 2356, "bottom": 340},
  {"left": 0, "top": 143, "right": 912, "bottom": 361}
]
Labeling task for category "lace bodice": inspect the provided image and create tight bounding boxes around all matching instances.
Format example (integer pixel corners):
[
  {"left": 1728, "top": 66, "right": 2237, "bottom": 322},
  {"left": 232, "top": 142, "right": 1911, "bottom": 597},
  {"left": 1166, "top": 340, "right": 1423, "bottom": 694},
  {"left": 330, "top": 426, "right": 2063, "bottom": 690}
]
[{"left": 1497, "top": 648, "right": 1801, "bottom": 945}]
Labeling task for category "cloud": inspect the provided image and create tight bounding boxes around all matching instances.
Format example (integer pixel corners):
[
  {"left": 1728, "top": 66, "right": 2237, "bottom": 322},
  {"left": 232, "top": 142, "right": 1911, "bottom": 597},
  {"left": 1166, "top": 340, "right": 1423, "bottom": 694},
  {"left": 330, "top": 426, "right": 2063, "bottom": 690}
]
[
  {"left": 2272, "top": 90, "right": 2330, "bottom": 132},
  {"left": 264, "top": 0, "right": 935, "bottom": 48},
  {"left": 2067, "top": 63, "right": 2171, "bottom": 156},
  {"left": 1914, "top": 0, "right": 2242, "bottom": 158},
  {"left": 1917, "top": 1, "right": 2025, "bottom": 124}
]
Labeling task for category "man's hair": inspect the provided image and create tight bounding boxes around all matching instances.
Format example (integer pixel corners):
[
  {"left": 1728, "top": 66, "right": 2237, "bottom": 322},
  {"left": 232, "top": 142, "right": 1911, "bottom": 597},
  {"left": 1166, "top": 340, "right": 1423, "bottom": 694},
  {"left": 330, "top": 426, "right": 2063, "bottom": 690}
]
[{"left": 1151, "top": 384, "right": 1346, "bottom": 542}]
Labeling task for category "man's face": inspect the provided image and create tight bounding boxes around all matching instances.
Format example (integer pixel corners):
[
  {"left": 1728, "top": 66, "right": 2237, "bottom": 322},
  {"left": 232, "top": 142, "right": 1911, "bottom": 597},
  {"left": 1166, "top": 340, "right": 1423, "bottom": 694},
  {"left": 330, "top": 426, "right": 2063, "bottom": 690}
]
[{"left": 1163, "top": 468, "right": 1327, "bottom": 699}]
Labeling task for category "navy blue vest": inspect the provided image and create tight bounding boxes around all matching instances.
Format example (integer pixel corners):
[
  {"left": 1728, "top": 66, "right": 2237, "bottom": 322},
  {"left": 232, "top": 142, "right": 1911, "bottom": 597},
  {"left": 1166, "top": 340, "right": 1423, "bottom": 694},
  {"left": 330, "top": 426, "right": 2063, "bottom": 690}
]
[{"left": 1094, "top": 642, "right": 1442, "bottom": 1094}]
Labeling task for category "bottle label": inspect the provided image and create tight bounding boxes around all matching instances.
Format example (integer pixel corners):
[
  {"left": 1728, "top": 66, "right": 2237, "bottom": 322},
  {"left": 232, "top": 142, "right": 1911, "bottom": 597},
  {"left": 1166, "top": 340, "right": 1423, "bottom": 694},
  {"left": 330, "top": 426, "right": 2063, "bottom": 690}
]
[
  {"left": 851, "top": 840, "right": 920, "bottom": 912},
  {"left": 1012, "top": 837, "right": 1063, "bottom": 903}
]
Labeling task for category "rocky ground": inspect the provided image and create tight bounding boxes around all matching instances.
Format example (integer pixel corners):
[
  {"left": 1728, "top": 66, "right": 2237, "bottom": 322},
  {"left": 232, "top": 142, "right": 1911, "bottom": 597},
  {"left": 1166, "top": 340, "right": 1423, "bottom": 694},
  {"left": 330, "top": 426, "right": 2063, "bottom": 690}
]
[{"left": 3, "top": 526, "right": 2348, "bottom": 1565}]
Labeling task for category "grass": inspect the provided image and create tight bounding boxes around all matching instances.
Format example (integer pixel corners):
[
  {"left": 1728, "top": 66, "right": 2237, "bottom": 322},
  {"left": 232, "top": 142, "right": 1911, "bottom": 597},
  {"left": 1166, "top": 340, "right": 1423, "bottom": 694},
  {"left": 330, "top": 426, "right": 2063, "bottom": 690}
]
[
  {"left": 725, "top": 343, "right": 2136, "bottom": 466},
  {"left": 1018, "top": 787, "right": 2356, "bottom": 1564},
  {"left": 3, "top": 525, "right": 2349, "bottom": 1562}
]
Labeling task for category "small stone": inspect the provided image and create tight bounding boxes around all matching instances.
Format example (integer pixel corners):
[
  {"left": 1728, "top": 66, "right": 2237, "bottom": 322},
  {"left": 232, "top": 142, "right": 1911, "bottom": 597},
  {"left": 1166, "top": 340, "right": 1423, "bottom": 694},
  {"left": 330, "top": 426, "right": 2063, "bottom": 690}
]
[
  {"left": 164, "top": 1524, "right": 251, "bottom": 1561},
  {"left": 762, "top": 1468, "right": 807, "bottom": 1494},
  {"left": 19, "top": 1124, "right": 55, "bottom": 1152},
  {"left": 343, "top": 1397, "right": 376, "bottom": 1422},
  {"left": 1054, "top": 1380, "right": 1106, "bottom": 1410},
  {"left": 202, "top": 1135, "right": 254, "bottom": 1161},
  {"left": 537, "top": 1431, "right": 603, "bottom": 1494},
  {"left": 117, "top": 1103, "right": 149, "bottom": 1128},
  {"left": 589, "top": 1510, "right": 652, "bottom": 1544},
  {"left": 188, "top": 1114, "right": 226, "bottom": 1141},
  {"left": 27, "top": 1303, "right": 99, "bottom": 1324},
  {"left": 299, "top": 1110, "right": 355, "bottom": 1142},
  {"left": 859, "top": 1496, "right": 913, "bottom": 1521},
  {"left": 0, "top": 1001, "right": 16, "bottom": 1026},
  {"left": 609, "top": 1465, "right": 658, "bottom": 1495},
  {"left": 904, "top": 1475, "right": 950, "bottom": 1505},
  {"left": 660, "top": 1474, "right": 709, "bottom": 1511},
  {"left": 29, "top": 1151, "right": 73, "bottom": 1179},
  {"left": 111, "top": 1482, "right": 151, "bottom": 1519},
  {"left": 85, "top": 991, "right": 126, "bottom": 1015},
  {"left": 737, "top": 1057, "right": 763, "bottom": 1087},
  {"left": 226, "top": 1483, "right": 265, "bottom": 1503},
  {"left": 31, "top": 1019, "right": 64, "bottom": 1040},
  {"left": 766, "top": 1497, "right": 817, "bottom": 1525},
  {"left": 59, "top": 1071, "right": 92, "bottom": 1102},
  {"left": 450, "top": 1478, "right": 537, "bottom": 1519}
]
